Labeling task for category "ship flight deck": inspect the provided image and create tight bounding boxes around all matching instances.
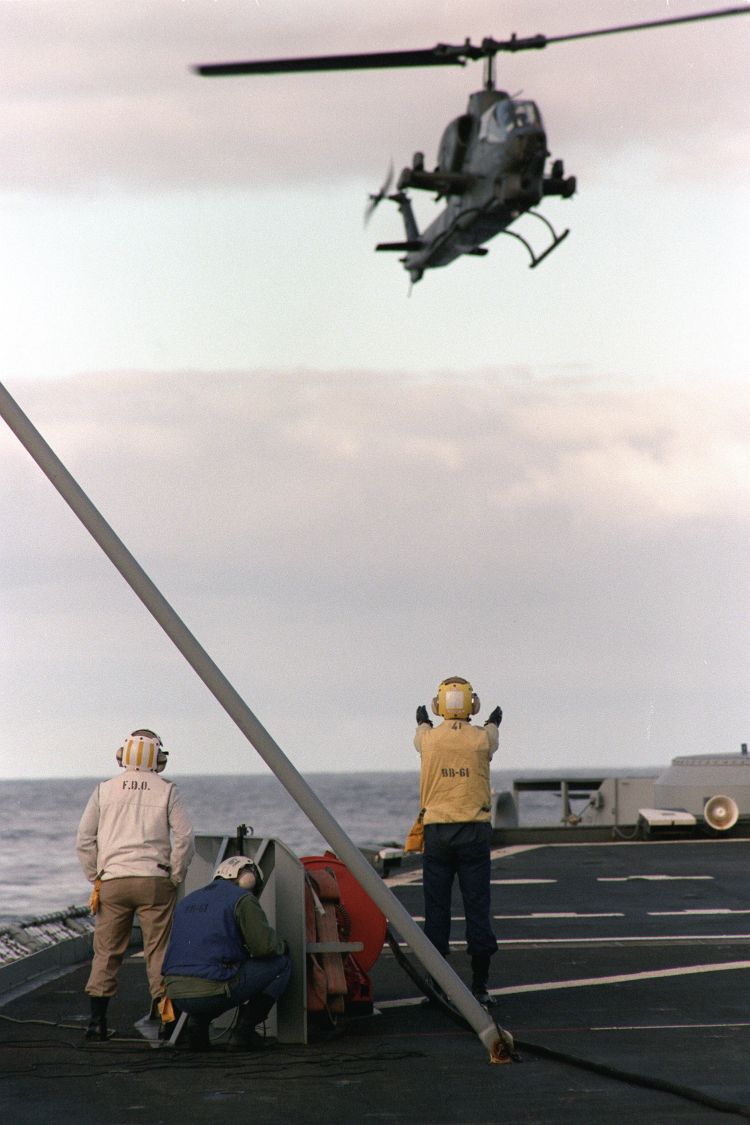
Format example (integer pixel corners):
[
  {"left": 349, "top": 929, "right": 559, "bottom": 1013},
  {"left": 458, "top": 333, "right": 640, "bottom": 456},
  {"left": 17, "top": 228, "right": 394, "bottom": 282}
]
[{"left": 3, "top": 837, "right": 750, "bottom": 1123}]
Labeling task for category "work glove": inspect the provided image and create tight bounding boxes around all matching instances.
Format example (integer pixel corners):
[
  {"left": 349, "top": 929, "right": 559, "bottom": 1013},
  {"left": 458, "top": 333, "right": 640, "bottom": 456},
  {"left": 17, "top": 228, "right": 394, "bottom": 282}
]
[
  {"left": 416, "top": 705, "right": 433, "bottom": 727},
  {"left": 88, "top": 878, "right": 101, "bottom": 916},
  {"left": 485, "top": 706, "right": 502, "bottom": 727}
]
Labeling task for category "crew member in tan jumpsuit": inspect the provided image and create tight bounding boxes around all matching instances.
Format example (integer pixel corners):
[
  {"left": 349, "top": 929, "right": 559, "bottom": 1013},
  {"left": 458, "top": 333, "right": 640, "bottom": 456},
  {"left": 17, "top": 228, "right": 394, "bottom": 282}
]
[
  {"left": 415, "top": 677, "right": 502, "bottom": 1005},
  {"left": 76, "top": 729, "right": 194, "bottom": 1039}
]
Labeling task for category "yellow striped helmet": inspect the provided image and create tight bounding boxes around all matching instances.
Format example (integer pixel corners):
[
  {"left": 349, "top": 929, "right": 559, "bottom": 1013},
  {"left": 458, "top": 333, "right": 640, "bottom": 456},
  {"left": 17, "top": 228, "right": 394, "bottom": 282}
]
[{"left": 116, "top": 729, "right": 168, "bottom": 772}]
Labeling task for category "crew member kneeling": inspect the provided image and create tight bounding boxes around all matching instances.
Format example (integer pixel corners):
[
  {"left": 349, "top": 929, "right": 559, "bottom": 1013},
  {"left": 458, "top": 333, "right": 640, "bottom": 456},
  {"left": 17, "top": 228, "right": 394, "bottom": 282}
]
[{"left": 163, "top": 856, "right": 291, "bottom": 1050}]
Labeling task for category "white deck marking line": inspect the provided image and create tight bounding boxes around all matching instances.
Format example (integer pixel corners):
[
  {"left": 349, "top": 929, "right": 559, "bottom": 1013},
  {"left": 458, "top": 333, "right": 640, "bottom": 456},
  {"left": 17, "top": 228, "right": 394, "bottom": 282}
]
[
  {"left": 390, "top": 934, "right": 750, "bottom": 948},
  {"left": 592, "top": 1021, "right": 750, "bottom": 1032},
  {"left": 409, "top": 910, "right": 744, "bottom": 922},
  {"left": 490, "top": 844, "right": 546, "bottom": 860},
  {"left": 376, "top": 1001, "right": 750, "bottom": 1021},
  {"left": 384, "top": 869, "right": 425, "bottom": 887},
  {"left": 376, "top": 997, "right": 434, "bottom": 1009},
  {"left": 598, "top": 874, "right": 713, "bottom": 882},
  {"left": 494, "top": 912, "right": 625, "bottom": 920},
  {"left": 492, "top": 878, "right": 557, "bottom": 885},
  {"left": 406, "top": 912, "right": 624, "bottom": 922},
  {"left": 384, "top": 843, "right": 546, "bottom": 886},
  {"left": 490, "top": 959, "right": 750, "bottom": 996},
  {"left": 519, "top": 838, "right": 750, "bottom": 849},
  {"left": 490, "top": 934, "right": 750, "bottom": 946},
  {"left": 649, "top": 908, "right": 750, "bottom": 916},
  {"left": 400, "top": 878, "right": 557, "bottom": 888}
]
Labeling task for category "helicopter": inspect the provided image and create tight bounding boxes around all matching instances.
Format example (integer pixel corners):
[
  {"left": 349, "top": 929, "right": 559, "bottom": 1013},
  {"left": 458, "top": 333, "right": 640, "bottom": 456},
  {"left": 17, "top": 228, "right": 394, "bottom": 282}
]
[{"left": 195, "top": 7, "right": 748, "bottom": 285}]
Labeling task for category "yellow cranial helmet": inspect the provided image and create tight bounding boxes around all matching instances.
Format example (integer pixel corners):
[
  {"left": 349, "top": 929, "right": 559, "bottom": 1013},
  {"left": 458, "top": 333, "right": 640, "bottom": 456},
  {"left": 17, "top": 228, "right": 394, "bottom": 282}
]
[
  {"left": 431, "top": 677, "right": 480, "bottom": 721},
  {"left": 116, "top": 729, "right": 168, "bottom": 773}
]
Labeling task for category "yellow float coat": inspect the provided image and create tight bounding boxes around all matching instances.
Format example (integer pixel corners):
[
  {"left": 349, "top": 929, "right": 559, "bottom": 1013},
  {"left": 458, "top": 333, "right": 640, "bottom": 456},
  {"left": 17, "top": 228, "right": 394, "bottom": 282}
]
[{"left": 415, "top": 719, "right": 498, "bottom": 824}]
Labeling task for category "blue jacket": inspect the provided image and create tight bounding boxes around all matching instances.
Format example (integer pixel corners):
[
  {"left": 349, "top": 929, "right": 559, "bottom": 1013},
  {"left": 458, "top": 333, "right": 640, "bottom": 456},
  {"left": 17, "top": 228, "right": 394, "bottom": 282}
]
[{"left": 162, "top": 879, "right": 250, "bottom": 981}]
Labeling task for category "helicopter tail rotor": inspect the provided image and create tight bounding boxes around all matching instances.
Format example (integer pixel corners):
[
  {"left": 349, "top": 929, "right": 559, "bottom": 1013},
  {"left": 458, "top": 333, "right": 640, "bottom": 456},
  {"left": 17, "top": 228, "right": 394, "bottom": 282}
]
[{"left": 365, "top": 162, "right": 394, "bottom": 224}]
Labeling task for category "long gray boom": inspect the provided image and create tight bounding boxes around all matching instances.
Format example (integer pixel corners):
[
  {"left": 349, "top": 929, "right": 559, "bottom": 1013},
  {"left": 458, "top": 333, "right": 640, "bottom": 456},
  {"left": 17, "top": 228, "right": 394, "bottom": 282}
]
[{"left": 0, "top": 380, "right": 510, "bottom": 1062}]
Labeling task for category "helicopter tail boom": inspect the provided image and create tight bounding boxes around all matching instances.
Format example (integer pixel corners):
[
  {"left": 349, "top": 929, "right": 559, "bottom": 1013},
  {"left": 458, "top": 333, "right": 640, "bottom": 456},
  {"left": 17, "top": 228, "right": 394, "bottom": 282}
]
[{"left": 380, "top": 190, "right": 422, "bottom": 245}]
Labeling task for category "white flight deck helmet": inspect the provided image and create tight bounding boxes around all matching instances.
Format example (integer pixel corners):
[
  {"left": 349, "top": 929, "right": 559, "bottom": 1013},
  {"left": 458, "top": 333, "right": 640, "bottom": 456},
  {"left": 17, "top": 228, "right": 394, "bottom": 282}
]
[
  {"left": 116, "top": 728, "right": 168, "bottom": 773},
  {"left": 214, "top": 855, "right": 263, "bottom": 894},
  {"left": 431, "top": 676, "right": 480, "bottom": 721}
]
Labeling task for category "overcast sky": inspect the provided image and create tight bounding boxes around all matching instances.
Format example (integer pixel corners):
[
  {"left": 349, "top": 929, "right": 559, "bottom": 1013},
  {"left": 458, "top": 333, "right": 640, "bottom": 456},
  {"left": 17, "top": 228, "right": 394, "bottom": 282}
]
[{"left": 1, "top": 1, "right": 748, "bottom": 780}]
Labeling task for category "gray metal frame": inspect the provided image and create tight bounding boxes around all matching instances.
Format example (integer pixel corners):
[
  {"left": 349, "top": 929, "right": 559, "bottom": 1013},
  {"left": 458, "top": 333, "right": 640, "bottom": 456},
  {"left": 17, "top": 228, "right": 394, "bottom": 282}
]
[{"left": 171, "top": 833, "right": 363, "bottom": 1046}]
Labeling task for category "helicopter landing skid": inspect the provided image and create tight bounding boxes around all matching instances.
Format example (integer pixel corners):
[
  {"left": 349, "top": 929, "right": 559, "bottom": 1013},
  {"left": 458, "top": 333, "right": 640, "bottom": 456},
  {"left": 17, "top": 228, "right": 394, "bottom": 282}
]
[{"left": 501, "top": 210, "right": 569, "bottom": 268}]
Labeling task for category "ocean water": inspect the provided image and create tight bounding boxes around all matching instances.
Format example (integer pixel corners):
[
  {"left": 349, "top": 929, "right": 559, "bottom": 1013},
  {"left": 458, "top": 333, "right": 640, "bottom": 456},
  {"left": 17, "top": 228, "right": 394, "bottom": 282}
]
[
  {"left": 0, "top": 768, "right": 646, "bottom": 921},
  {"left": 0, "top": 771, "right": 423, "bottom": 921}
]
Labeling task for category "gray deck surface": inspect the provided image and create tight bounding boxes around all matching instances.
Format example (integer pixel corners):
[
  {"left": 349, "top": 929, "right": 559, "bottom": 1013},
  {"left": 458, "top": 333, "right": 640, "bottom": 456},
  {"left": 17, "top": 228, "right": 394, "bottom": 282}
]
[{"left": 3, "top": 838, "right": 750, "bottom": 1123}]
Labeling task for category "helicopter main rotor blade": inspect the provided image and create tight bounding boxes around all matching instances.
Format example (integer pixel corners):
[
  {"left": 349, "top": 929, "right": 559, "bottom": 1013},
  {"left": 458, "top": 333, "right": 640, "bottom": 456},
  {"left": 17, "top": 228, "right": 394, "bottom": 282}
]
[
  {"left": 195, "top": 46, "right": 467, "bottom": 77},
  {"left": 486, "top": 6, "right": 749, "bottom": 54},
  {"left": 195, "top": 7, "right": 748, "bottom": 77}
]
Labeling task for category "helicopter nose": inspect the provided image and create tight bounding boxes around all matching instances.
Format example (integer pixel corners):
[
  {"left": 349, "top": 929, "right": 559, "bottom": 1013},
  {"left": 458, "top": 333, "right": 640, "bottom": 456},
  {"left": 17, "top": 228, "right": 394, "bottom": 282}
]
[
  {"left": 513, "top": 128, "right": 544, "bottom": 153},
  {"left": 505, "top": 130, "right": 547, "bottom": 172}
]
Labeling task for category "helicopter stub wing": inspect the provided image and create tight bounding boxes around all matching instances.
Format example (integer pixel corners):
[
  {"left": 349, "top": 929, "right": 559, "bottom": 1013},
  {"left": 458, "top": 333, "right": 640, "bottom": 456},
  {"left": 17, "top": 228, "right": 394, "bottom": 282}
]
[
  {"left": 397, "top": 167, "right": 474, "bottom": 196},
  {"left": 375, "top": 241, "right": 424, "bottom": 252},
  {"left": 542, "top": 174, "right": 576, "bottom": 199}
]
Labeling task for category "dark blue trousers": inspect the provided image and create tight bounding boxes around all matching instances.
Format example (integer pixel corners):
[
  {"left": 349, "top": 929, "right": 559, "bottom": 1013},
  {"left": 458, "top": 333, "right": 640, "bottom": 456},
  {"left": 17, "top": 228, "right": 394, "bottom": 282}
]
[
  {"left": 422, "top": 822, "right": 497, "bottom": 958},
  {"left": 172, "top": 953, "right": 291, "bottom": 1021}
]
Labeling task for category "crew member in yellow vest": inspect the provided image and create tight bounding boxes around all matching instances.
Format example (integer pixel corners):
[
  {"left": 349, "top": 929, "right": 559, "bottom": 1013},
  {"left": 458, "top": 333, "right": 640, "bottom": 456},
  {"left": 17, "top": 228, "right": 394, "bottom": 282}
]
[{"left": 414, "top": 676, "right": 502, "bottom": 1006}]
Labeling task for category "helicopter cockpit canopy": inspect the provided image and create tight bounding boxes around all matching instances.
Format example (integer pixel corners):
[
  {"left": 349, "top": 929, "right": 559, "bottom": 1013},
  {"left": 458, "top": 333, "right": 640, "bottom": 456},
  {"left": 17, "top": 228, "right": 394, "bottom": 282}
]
[{"left": 479, "top": 98, "right": 542, "bottom": 143}]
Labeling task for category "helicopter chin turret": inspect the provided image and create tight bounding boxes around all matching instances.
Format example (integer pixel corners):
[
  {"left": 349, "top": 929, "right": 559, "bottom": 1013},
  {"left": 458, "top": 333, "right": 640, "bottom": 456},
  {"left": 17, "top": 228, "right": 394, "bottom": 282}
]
[{"left": 495, "top": 172, "right": 543, "bottom": 210}]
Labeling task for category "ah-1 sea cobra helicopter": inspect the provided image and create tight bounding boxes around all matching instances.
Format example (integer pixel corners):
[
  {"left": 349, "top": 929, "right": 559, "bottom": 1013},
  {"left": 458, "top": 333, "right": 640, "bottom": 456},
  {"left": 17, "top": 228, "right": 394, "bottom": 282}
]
[{"left": 195, "top": 7, "right": 747, "bottom": 284}]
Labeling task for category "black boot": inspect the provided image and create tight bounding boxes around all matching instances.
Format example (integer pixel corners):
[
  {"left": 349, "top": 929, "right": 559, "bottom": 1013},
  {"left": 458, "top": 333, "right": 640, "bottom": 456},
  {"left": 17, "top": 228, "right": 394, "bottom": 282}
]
[
  {"left": 229, "top": 993, "right": 276, "bottom": 1050},
  {"left": 186, "top": 1015, "right": 212, "bottom": 1051},
  {"left": 470, "top": 954, "right": 495, "bottom": 1007},
  {"left": 85, "top": 995, "right": 110, "bottom": 1041}
]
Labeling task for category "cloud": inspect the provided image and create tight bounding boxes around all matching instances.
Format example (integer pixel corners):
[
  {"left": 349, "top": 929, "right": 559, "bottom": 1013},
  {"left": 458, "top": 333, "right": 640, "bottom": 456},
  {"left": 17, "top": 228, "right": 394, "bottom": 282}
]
[
  {"left": 1, "top": 368, "right": 747, "bottom": 777},
  {"left": 12, "top": 369, "right": 747, "bottom": 573},
  {"left": 495, "top": 385, "right": 750, "bottom": 523}
]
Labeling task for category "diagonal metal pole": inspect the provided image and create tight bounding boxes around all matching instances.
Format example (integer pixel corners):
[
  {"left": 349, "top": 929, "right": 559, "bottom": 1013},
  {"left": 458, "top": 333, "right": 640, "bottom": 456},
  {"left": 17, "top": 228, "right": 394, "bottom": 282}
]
[{"left": 0, "top": 380, "right": 512, "bottom": 1061}]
